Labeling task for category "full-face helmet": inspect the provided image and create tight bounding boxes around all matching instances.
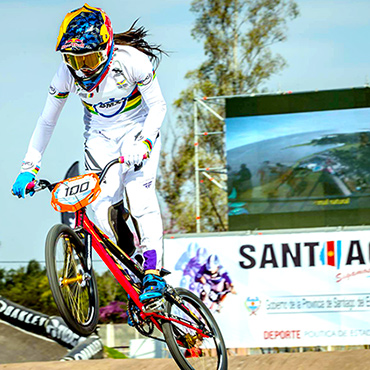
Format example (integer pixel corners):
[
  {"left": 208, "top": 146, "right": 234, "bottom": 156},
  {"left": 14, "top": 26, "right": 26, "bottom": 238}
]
[{"left": 56, "top": 3, "right": 114, "bottom": 91}]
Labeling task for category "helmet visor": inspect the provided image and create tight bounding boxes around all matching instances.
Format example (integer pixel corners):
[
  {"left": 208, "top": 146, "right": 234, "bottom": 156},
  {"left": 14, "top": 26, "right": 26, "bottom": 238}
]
[{"left": 62, "top": 51, "right": 107, "bottom": 71}]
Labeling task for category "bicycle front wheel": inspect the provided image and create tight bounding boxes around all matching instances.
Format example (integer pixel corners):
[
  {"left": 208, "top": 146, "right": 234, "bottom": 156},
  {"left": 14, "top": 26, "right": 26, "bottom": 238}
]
[
  {"left": 45, "top": 224, "right": 99, "bottom": 336},
  {"left": 162, "top": 287, "right": 228, "bottom": 370}
]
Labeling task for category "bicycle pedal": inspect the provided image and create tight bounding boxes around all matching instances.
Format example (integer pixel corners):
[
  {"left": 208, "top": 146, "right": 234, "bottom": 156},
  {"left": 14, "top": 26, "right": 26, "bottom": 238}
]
[{"left": 142, "top": 297, "right": 165, "bottom": 313}]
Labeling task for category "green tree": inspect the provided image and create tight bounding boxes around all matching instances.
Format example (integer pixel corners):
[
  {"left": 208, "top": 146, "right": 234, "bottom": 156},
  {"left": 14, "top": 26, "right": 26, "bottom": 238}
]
[
  {"left": 0, "top": 260, "right": 59, "bottom": 315},
  {"left": 158, "top": 0, "right": 299, "bottom": 232},
  {"left": 0, "top": 261, "right": 128, "bottom": 318},
  {"left": 96, "top": 270, "right": 127, "bottom": 308}
]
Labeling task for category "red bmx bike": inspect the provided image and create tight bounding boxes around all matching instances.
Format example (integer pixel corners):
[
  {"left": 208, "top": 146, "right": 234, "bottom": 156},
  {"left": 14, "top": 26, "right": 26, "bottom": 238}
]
[{"left": 30, "top": 156, "right": 227, "bottom": 370}]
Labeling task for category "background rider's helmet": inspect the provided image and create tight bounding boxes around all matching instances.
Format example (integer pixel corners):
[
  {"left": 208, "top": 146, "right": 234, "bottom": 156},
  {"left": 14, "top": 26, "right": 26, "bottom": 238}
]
[
  {"left": 55, "top": 3, "right": 114, "bottom": 92},
  {"left": 196, "top": 247, "right": 208, "bottom": 262},
  {"left": 186, "top": 242, "right": 199, "bottom": 259},
  {"left": 206, "top": 254, "right": 220, "bottom": 274}
]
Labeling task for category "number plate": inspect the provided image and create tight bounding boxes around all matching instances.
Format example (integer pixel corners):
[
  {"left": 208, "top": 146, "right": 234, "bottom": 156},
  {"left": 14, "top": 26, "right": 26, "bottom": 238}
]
[{"left": 51, "top": 173, "right": 101, "bottom": 212}]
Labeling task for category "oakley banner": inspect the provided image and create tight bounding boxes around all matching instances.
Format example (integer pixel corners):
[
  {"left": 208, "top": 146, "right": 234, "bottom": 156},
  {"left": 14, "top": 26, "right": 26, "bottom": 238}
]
[{"left": 164, "top": 229, "right": 370, "bottom": 348}]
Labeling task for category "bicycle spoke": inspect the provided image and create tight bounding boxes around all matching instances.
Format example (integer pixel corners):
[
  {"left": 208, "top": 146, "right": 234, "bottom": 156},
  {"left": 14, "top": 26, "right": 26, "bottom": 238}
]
[
  {"left": 64, "top": 284, "right": 87, "bottom": 324},
  {"left": 56, "top": 235, "right": 90, "bottom": 324}
]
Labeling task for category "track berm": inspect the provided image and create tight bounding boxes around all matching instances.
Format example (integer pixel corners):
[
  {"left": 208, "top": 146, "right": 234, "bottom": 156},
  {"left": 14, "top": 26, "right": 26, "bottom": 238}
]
[
  {"left": 1, "top": 350, "right": 370, "bottom": 369},
  {"left": 1, "top": 321, "right": 370, "bottom": 369}
]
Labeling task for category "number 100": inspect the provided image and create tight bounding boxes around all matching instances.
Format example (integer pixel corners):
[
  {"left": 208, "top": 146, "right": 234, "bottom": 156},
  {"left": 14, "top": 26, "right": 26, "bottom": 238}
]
[{"left": 65, "top": 181, "right": 89, "bottom": 197}]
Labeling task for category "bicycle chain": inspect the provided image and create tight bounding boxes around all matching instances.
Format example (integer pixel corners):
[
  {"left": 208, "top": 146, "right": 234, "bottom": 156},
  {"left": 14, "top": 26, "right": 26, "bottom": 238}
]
[{"left": 128, "top": 299, "right": 155, "bottom": 336}]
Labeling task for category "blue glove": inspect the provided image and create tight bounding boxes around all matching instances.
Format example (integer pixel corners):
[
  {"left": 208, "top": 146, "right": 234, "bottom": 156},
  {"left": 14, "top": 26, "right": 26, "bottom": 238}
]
[{"left": 12, "top": 172, "right": 36, "bottom": 198}]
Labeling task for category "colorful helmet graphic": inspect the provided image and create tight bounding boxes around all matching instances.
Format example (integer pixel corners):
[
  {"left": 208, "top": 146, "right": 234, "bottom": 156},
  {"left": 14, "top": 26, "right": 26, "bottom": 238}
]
[
  {"left": 206, "top": 254, "right": 220, "bottom": 273},
  {"left": 56, "top": 4, "right": 114, "bottom": 91}
]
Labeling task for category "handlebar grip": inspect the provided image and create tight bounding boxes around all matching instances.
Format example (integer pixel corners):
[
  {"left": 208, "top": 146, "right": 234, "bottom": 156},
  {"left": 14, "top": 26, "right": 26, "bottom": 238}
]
[
  {"left": 26, "top": 181, "right": 36, "bottom": 192},
  {"left": 25, "top": 181, "right": 37, "bottom": 195}
]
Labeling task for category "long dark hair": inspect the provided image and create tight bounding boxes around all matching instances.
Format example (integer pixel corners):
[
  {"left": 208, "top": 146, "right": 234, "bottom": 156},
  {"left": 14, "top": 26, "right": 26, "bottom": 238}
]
[{"left": 113, "top": 20, "right": 167, "bottom": 69}]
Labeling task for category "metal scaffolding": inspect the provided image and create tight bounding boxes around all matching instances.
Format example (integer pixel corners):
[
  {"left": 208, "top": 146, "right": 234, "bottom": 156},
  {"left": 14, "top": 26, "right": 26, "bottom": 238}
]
[
  {"left": 193, "top": 95, "right": 226, "bottom": 233},
  {"left": 193, "top": 90, "right": 293, "bottom": 232}
]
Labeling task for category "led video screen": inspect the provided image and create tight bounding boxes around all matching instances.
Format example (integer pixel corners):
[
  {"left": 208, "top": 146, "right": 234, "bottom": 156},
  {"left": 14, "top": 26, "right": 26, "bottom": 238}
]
[{"left": 226, "top": 88, "right": 370, "bottom": 231}]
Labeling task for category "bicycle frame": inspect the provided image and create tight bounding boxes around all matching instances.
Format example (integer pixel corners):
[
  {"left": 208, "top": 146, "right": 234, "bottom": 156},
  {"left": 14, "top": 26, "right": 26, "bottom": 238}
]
[
  {"left": 36, "top": 157, "right": 212, "bottom": 340},
  {"left": 74, "top": 207, "right": 145, "bottom": 309},
  {"left": 74, "top": 208, "right": 210, "bottom": 338}
]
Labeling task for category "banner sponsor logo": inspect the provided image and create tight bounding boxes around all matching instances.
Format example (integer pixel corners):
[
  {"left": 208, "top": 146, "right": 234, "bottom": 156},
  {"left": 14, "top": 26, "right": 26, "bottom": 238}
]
[
  {"left": 239, "top": 239, "right": 369, "bottom": 275},
  {"left": 0, "top": 297, "right": 48, "bottom": 332},
  {"left": 264, "top": 330, "right": 301, "bottom": 340},
  {"left": 45, "top": 317, "right": 83, "bottom": 348},
  {"left": 62, "top": 336, "right": 103, "bottom": 361}
]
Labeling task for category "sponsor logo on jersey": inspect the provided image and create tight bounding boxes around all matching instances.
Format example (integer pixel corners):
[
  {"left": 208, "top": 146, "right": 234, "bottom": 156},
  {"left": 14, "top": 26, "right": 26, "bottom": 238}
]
[
  {"left": 22, "top": 161, "right": 34, "bottom": 169},
  {"left": 143, "top": 181, "right": 153, "bottom": 189},
  {"left": 81, "top": 86, "right": 142, "bottom": 117},
  {"left": 93, "top": 97, "right": 127, "bottom": 117},
  {"left": 49, "top": 85, "right": 57, "bottom": 95}
]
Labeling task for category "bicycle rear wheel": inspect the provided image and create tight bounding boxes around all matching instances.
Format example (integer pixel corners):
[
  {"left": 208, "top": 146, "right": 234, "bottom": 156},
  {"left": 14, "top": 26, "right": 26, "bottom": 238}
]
[
  {"left": 45, "top": 224, "right": 99, "bottom": 336},
  {"left": 162, "top": 287, "right": 228, "bottom": 370}
]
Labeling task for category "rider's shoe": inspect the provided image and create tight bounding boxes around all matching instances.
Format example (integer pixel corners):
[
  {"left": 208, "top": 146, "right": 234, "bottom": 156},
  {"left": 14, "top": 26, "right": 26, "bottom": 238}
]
[{"left": 139, "top": 274, "right": 166, "bottom": 303}]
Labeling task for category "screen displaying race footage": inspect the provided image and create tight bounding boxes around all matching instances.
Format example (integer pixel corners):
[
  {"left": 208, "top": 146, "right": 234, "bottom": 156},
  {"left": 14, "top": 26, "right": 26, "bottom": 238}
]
[{"left": 225, "top": 88, "right": 370, "bottom": 231}]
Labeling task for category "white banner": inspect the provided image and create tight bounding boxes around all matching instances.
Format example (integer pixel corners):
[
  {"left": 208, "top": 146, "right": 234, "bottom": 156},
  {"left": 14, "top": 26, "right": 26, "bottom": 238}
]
[{"left": 163, "top": 230, "right": 370, "bottom": 348}]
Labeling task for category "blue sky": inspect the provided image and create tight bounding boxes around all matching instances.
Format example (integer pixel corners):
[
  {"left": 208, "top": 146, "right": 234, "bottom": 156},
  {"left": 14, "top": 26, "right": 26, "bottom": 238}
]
[{"left": 1, "top": 0, "right": 370, "bottom": 270}]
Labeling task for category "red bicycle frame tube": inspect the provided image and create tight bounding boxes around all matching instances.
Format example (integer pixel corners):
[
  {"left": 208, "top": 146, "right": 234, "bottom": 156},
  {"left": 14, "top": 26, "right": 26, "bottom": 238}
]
[
  {"left": 148, "top": 312, "right": 211, "bottom": 339},
  {"left": 78, "top": 212, "right": 145, "bottom": 310}
]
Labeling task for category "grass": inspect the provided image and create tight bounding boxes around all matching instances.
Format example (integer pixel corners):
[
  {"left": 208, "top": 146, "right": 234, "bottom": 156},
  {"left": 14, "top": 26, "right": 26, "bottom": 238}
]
[{"left": 104, "top": 346, "right": 129, "bottom": 359}]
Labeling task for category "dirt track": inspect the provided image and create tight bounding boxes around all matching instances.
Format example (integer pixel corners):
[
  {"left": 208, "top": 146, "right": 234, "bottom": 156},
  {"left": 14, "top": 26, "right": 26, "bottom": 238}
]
[
  {"left": 0, "top": 322, "right": 66, "bottom": 363},
  {"left": 2, "top": 320, "right": 370, "bottom": 369},
  {"left": 1, "top": 349, "right": 370, "bottom": 369}
]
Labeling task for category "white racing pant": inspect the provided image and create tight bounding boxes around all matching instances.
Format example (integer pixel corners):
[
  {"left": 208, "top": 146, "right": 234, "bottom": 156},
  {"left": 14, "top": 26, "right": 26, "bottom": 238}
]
[{"left": 84, "top": 127, "right": 163, "bottom": 271}]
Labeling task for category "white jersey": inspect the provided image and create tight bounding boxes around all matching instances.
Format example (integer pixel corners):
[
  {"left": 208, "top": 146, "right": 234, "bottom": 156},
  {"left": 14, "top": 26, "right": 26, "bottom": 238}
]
[{"left": 21, "top": 45, "right": 166, "bottom": 174}]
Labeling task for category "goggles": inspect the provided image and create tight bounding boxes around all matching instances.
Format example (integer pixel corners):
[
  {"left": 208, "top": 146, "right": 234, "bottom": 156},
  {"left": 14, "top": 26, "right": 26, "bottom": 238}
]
[{"left": 62, "top": 50, "right": 108, "bottom": 71}]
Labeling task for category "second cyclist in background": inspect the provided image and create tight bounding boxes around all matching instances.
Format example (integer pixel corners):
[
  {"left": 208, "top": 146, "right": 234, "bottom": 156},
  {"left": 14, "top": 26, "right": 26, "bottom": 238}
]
[{"left": 196, "top": 254, "right": 237, "bottom": 312}]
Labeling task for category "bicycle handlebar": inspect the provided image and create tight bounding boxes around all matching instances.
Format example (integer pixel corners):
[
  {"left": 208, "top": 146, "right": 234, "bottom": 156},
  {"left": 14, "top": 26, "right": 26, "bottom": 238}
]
[{"left": 25, "top": 154, "right": 147, "bottom": 195}]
